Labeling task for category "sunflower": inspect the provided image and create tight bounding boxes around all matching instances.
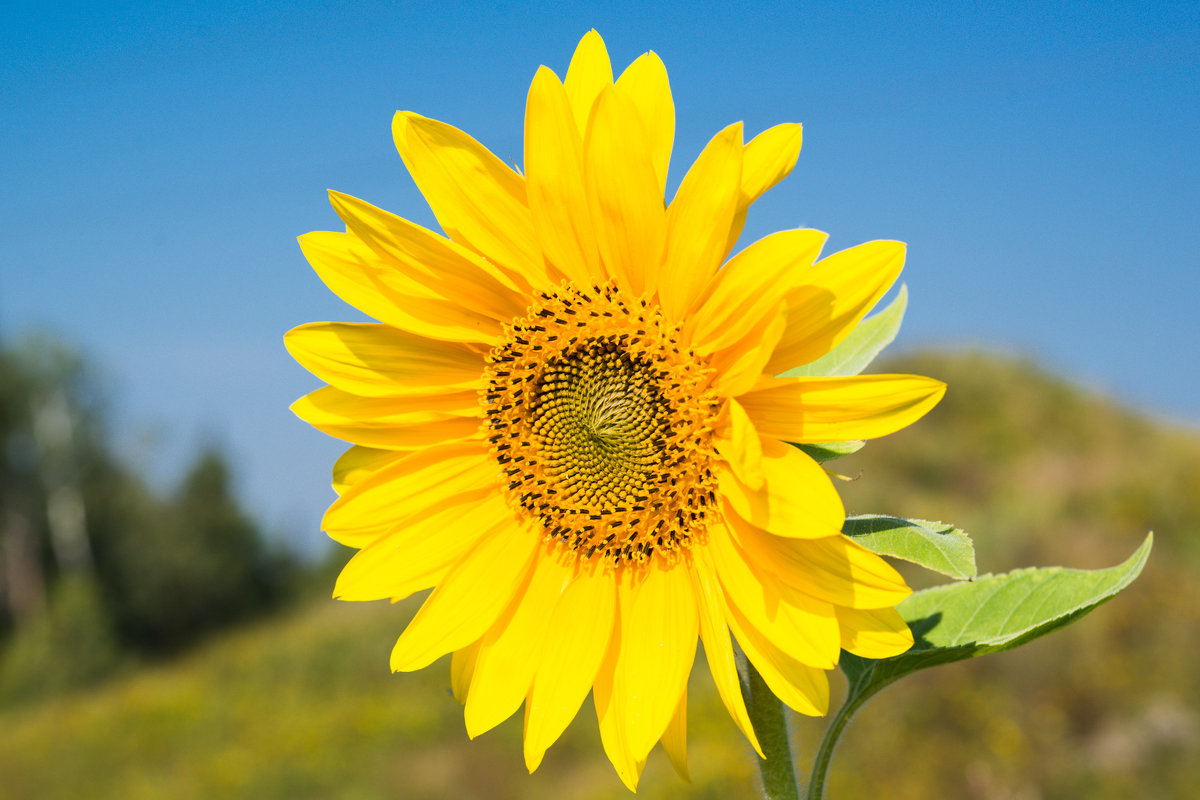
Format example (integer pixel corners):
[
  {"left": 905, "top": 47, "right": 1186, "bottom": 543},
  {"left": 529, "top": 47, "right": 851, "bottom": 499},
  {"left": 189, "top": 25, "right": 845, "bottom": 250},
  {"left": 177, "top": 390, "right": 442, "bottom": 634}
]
[{"left": 287, "top": 30, "right": 945, "bottom": 790}]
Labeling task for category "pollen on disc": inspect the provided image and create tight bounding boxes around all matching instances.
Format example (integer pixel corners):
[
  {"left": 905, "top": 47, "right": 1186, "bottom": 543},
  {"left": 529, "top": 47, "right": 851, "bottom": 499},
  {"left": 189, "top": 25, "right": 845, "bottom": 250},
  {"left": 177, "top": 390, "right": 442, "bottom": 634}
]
[{"left": 482, "top": 282, "right": 720, "bottom": 566}]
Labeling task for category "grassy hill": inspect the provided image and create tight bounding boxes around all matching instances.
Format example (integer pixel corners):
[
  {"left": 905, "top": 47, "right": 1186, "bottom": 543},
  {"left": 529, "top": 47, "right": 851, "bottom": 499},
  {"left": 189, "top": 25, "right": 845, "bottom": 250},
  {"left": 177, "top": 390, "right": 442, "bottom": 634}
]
[
  {"left": 1, "top": 351, "right": 1196, "bottom": 799},
  {"left": 823, "top": 351, "right": 1200, "bottom": 799}
]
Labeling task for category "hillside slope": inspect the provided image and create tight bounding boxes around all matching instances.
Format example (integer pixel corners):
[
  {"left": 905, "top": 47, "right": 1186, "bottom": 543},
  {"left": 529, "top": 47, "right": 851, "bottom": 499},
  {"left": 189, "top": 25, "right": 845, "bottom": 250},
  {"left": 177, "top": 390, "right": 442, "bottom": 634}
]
[
  {"left": 0, "top": 351, "right": 1195, "bottom": 799},
  {"left": 830, "top": 351, "right": 1200, "bottom": 799}
]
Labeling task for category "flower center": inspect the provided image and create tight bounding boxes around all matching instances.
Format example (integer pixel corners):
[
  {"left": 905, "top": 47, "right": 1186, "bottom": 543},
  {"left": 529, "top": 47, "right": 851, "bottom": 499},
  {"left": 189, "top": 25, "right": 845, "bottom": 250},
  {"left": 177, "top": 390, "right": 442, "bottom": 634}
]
[{"left": 482, "top": 283, "right": 720, "bottom": 566}]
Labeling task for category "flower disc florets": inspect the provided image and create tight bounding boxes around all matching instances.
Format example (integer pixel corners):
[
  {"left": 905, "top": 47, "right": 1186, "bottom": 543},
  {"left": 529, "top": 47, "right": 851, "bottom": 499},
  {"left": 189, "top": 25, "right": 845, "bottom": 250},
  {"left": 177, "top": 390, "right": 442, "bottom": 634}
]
[{"left": 483, "top": 282, "right": 720, "bottom": 566}]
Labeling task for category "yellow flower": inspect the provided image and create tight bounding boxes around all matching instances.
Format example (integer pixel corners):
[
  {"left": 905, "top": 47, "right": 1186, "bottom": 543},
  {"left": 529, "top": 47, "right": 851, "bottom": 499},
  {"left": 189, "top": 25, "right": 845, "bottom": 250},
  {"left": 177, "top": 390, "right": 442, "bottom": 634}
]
[{"left": 287, "top": 30, "right": 945, "bottom": 790}]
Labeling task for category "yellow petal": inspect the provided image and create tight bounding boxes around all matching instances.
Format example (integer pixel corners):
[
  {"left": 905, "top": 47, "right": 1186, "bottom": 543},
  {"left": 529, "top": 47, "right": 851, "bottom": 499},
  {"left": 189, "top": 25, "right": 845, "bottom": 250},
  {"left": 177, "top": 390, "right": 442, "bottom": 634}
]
[
  {"left": 739, "top": 374, "right": 947, "bottom": 442},
  {"left": 298, "top": 229, "right": 406, "bottom": 312},
  {"left": 717, "top": 438, "right": 844, "bottom": 539},
  {"left": 323, "top": 414, "right": 481, "bottom": 451},
  {"left": 451, "top": 641, "right": 480, "bottom": 705},
  {"left": 660, "top": 688, "right": 690, "bottom": 783},
  {"left": 564, "top": 29, "right": 613, "bottom": 136},
  {"left": 298, "top": 231, "right": 502, "bottom": 344},
  {"left": 524, "top": 66, "right": 601, "bottom": 288},
  {"left": 658, "top": 123, "right": 744, "bottom": 321},
  {"left": 725, "top": 600, "right": 829, "bottom": 716},
  {"left": 524, "top": 568, "right": 616, "bottom": 773},
  {"left": 743, "top": 123, "right": 805, "bottom": 202},
  {"left": 584, "top": 85, "right": 666, "bottom": 297},
  {"left": 322, "top": 440, "right": 494, "bottom": 537},
  {"left": 332, "top": 492, "right": 510, "bottom": 596},
  {"left": 329, "top": 190, "right": 529, "bottom": 321},
  {"left": 723, "top": 123, "right": 804, "bottom": 254},
  {"left": 391, "top": 112, "right": 548, "bottom": 287},
  {"left": 728, "top": 516, "right": 911, "bottom": 610},
  {"left": 688, "top": 228, "right": 827, "bottom": 355},
  {"left": 464, "top": 547, "right": 573, "bottom": 738},
  {"left": 290, "top": 385, "right": 481, "bottom": 449},
  {"left": 593, "top": 623, "right": 647, "bottom": 792},
  {"left": 709, "top": 305, "right": 785, "bottom": 398},
  {"left": 615, "top": 50, "right": 674, "bottom": 198},
  {"left": 713, "top": 398, "right": 764, "bottom": 490},
  {"left": 390, "top": 523, "right": 538, "bottom": 672},
  {"left": 690, "top": 547, "right": 763, "bottom": 757},
  {"left": 332, "top": 445, "right": 406, "bottom": 495},
  {"left": 619, "top": 563, "right": 698, "bottom": 758},
  {"left": 720, "top": 122, "right": 806, "bottom": 250},
  {"left": 836, "top": 605, "right": 914, "bottom": 659},
  {"left": 293, "top": 384, "right": 479, "bottom": 424},
  {"left": 709, "top": 522, "right": 840, "bottom": 669},
  {"left": 767, "top": 240, "right": 905, "bottom": 373},
  {"left": 285, "top": 322, "right": 483, "bottom": 397}
]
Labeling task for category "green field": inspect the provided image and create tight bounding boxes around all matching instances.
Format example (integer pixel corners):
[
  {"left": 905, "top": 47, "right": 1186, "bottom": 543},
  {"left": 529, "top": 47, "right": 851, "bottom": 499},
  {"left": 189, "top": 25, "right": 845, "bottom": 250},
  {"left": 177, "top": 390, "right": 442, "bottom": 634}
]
[{"left": 2, "top": 351, "right": 1196, "bottom": 799}]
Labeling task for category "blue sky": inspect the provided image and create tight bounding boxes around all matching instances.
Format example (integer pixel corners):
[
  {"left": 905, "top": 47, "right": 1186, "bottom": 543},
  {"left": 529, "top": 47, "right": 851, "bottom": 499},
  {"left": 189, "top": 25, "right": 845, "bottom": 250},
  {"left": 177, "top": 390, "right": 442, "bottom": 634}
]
[{"left": 3, "top": 0, "right": 1198, "bottom": 552}]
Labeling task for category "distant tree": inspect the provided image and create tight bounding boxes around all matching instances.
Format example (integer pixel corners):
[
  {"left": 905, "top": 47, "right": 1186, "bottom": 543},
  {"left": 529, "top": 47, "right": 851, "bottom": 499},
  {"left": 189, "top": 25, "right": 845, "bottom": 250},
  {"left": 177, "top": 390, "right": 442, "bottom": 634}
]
[
  {"left": 0, "top": 335, "right": 122, "bottom": 702},
  {"left": 96, "top": 447, "right": 285, "bottom": 652},
  {"left": 0, "top": 336, "right": 97, "bottom": 631},
  {"left": 0, "top": 333, "right": 294, "bottom": 703}
]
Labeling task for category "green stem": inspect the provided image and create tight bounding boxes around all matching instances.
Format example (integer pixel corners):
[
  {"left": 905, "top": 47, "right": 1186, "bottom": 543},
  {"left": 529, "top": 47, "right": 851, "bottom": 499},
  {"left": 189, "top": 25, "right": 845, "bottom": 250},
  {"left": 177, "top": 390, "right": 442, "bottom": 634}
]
[
  {"left": 805, "top": 665, "right": 878, "bottom": 800},
  {"left": 743, "top": 661, "right": 799, "bottom": 800},
  {"left": 804, "top": 699, "right": 853, "bottom": 799}
]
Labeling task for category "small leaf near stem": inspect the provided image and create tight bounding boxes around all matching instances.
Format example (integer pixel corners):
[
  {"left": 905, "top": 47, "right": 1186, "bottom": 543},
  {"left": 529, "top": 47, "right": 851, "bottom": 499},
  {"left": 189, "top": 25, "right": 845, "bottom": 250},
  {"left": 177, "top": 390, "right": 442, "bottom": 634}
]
[{"left": 843, "top": 515, "right": 977, "bottom": 580}]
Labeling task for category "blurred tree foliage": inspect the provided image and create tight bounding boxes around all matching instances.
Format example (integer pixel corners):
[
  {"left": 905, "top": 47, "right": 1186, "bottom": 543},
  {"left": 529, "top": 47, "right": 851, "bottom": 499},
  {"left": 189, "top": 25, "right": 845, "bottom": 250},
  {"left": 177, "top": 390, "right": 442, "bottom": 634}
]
[
  {"left": 93, "top": 447, "right": 289, "bottom": 652},
  {"left": 0, "top": 334, "right": 292, "bottom": 705}
]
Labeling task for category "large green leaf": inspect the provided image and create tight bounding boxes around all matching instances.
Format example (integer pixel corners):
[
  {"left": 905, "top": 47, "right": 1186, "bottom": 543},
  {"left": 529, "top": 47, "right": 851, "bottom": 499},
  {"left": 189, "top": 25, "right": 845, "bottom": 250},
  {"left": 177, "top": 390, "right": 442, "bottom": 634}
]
[
  {"left": 780, "top": 284, "right": 907, "bottom": 378},
  {"left": 843, "top": 515, "right": 976, "bottom": 580},
  {"left": 841, "top": 533, "right": 1152, "bottom": 688},
  {"left": 807, "top": 536, "right": 1153, "bottom": 799}
]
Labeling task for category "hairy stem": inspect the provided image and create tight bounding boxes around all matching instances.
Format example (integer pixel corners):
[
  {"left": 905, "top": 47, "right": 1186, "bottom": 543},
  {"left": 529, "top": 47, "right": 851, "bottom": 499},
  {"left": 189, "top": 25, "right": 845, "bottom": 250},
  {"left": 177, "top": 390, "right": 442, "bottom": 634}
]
[
  {"left": 806, "top": 663, "right": 880, "bottom": 800},
  {"left": 743, "top": 661, "right": 800, "bottom": 800}
]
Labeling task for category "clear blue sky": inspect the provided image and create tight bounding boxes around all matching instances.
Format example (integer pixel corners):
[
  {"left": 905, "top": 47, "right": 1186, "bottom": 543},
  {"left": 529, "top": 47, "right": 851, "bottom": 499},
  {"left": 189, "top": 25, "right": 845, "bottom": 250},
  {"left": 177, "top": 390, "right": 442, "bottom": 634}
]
[{"left": 3, "top": 0, "right": 1198, "bottom": 552}]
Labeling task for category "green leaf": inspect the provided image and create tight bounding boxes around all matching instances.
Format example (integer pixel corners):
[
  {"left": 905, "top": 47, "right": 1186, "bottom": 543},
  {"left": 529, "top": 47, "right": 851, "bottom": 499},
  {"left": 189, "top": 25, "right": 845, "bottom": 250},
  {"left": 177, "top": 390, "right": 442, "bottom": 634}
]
[
  {"left": 809, "top": 538, "right": 1151, "bottom": 800},
  {"left": 780, "top": 284, "right": 907, "bottom": 378},
  {"left": 841, "top": 533, "right": 1152, "bottom": 688},
  {"left": 793, "top": 440, "right": 864, "bottom": 463},
  {"left": 843, "top": 515, "right": 976, "bottom": 580}
]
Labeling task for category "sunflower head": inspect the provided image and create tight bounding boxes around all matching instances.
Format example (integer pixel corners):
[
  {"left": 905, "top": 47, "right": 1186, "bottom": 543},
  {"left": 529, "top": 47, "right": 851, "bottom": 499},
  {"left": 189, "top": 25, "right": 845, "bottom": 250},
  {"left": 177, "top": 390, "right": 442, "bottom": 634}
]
[
  {"left": 287, "top": 29, "right": 945, "bottom": 791},
  {"left": 485, "top": 280, "right": 721, "bottom": 567}
]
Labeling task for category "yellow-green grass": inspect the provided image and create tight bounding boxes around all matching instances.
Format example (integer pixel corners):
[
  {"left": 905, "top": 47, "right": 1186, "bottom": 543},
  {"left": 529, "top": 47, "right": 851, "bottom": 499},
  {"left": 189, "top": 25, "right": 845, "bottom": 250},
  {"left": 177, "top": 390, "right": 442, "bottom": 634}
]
[{"left": 0, "top": 588, "right": 769, "bottom": 799}]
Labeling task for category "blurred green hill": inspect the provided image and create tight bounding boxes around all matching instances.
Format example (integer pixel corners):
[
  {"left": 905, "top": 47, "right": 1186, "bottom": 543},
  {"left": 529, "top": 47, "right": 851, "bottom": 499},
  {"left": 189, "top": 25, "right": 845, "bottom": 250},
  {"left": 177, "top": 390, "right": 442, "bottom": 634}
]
[
  {"left": 828, "top": 351, "right": 1199, "bottom": 799},
  {"left": 0, "top": 350, "right": 1195, "bottom": 799}
]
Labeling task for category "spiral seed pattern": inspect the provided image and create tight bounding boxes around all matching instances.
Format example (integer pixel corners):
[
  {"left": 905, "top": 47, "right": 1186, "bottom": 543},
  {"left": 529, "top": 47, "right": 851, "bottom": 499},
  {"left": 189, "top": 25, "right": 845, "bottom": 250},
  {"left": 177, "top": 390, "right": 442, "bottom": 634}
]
[{"left": 482, "top": 282, "right": 720, "bottom": 566}]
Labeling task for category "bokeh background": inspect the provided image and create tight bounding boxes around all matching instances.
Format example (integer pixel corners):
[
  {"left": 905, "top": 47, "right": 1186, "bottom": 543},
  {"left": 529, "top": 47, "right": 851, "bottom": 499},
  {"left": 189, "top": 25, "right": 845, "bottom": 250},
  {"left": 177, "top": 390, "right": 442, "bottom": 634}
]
[{"left": 1, "top": 1, "right": 1197, "bottom": 798}]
